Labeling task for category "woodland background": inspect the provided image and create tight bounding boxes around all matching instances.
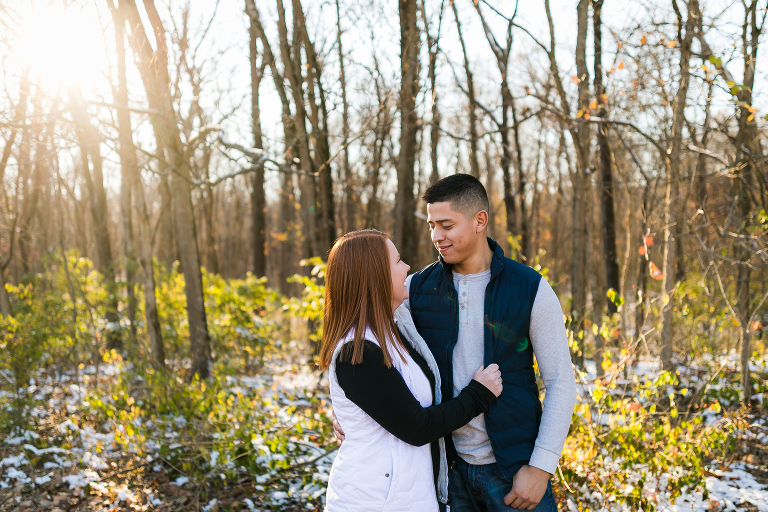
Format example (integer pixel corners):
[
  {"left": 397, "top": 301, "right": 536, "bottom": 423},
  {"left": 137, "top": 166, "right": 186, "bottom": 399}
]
[{"left": 0, "top": 0, "right": 767, "bottom": 510}]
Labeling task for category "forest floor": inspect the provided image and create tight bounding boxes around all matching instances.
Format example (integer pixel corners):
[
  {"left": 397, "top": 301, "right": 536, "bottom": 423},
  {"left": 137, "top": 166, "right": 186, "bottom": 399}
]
[{"left": 1, "top": 357, "right": 767, "bottom": 512}]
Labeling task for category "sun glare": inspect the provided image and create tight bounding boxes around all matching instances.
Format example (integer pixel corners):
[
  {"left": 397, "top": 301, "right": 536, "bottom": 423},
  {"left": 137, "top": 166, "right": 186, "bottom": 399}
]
[{"left": 16, "top": 4, "right": 99, "bottom": 87}]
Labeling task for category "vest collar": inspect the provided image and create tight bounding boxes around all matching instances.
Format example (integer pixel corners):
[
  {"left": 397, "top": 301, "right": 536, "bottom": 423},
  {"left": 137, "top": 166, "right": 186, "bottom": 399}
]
[{"left": 438, "top": 237, "right": 505, "bottom": 281}]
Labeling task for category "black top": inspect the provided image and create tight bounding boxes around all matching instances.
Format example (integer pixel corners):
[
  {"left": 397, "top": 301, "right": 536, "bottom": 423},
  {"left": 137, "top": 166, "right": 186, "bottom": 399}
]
[{"left": 335, "top": 334, "right": 496, "bottom": 447}]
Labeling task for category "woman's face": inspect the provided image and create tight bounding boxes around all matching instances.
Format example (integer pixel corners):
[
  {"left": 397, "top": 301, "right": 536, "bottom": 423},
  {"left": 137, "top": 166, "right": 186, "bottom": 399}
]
[{"left": 386, "top": 238, "right": 410, "bottom": 312}]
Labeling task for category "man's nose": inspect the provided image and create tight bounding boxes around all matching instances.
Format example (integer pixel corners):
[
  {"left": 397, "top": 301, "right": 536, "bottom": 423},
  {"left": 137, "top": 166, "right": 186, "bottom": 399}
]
[{"left": 431, "top": 227, "right": 444, "bottom": 243}]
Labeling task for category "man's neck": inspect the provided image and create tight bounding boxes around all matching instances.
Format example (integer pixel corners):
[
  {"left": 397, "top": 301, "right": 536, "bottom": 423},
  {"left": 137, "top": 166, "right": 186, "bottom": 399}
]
[{"left": 452, "top": 239, "right": 494, "bottom": 276}]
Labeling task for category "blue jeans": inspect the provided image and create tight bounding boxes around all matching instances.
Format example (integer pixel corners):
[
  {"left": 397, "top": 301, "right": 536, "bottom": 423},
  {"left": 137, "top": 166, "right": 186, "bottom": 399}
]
[{"left": 448, "top": 457, "right": 558, "bottom": 512}]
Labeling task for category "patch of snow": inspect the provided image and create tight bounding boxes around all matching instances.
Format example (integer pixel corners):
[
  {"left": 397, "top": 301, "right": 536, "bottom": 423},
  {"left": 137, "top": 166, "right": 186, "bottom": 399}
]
[
  {"left": 202, "top": 498, "right": 218, "bottom": 511},
  {"left": 171, "top": 475, "right": 189, "bottom": 486}
]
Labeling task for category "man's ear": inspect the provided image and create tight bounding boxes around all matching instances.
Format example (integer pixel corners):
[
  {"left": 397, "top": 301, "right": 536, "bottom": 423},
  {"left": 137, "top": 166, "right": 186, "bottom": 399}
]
[{"left": 475, "top": 210, "right": 489, "bottom": 233}]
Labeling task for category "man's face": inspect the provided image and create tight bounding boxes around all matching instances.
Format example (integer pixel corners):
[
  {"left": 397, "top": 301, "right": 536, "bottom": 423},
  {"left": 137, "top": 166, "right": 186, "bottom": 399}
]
[{"left": 426, "top": 201, "right": 481, "bottom": 265}]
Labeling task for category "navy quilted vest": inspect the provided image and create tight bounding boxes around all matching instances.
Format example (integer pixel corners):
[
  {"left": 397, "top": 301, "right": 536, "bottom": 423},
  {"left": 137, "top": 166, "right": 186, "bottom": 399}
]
[{"left": 408, "top": 238, "right": 542, "bottom": 479}]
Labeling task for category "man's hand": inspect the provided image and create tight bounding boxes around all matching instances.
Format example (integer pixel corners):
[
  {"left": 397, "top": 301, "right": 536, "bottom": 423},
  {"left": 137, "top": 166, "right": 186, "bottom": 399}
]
[
  {"left": 329, "top": 409, "right": 345, "bottom": 444},
  {"left": 503, "top": 465, "right": 550, "bottom": 510}
]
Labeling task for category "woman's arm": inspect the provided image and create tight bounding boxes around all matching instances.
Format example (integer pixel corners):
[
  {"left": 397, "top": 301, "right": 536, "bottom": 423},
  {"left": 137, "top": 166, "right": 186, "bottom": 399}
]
[{"left": 336, "top": 340, "right": 495, "bottom": 447}]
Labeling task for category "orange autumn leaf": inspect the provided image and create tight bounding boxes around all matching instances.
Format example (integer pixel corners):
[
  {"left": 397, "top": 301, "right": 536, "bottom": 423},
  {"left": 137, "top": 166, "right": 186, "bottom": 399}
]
[
  {"left": 618, "top": 61, "right": 625, "bottom": 70},
  {"left": 645, "top": 235, "right": 654, "bottom": 247},
  {"left": 584, "top": 112, "right": 590, "bottom": 120},
  {"left": 589, "top": 99, "right": 598, "bottom": 110},
  {"left": 572, "top": 75, "right": 580, "bottom": 84},
  {"left": 650, "top": 261, "right": 663, "bottom": 280},
  {"left": 640, "top": 35, "right": 647, "bottom": 45},
  {"left": 666, "top": 40, "right": 678, "bottom": 48},
  {"left": 638, "top": 246, "right": 646, "bottom": 256}
]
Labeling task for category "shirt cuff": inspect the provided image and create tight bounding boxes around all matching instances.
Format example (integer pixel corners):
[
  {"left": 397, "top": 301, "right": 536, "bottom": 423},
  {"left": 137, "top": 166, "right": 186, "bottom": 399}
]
[{"left": 528, "top": 446, "right": 560, "bottom": 475}]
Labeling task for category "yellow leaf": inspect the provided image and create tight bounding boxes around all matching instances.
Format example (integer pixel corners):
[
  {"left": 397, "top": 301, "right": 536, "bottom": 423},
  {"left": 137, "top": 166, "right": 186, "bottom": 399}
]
[
  {"left": 577, "top": 109, "right": 584, "bottom": 118},
  {"left": 618, "top": 61, "right": 625, "bottom": 70},
  {"left": 748, "top": 113, "right": 755, "bottom": 122},
  {"left": 746, "top": 104, "right": 757, "bottom": 113},
  {"left": 640, "top": 35, "right": 647, "bottom": 45},
  {"left": 666, "top": 40, "right": 678, "bottom": 48},
  {"left": 589, "top": 99, "right": 598, "bottom": 110}
]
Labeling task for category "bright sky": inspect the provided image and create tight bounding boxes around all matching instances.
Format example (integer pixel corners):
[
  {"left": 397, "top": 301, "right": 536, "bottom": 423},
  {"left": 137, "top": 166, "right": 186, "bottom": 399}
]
[{"left": 3, "top": 0, "right": 766, "bottom": 197}]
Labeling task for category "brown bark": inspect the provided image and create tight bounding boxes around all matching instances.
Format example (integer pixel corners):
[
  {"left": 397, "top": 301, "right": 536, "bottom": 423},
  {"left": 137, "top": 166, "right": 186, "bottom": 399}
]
[
  {"left": 660, "top": 0, "right": 696, "bottom": 370},
  {"left": 593, "top": 0, "right": 620, "bottom": 315},
  {"left": 733, "top": 0, "right": 762, "bottom": 403},
  {"left": 244, "top": 0, "right": 294, "bottom": 287},
  {"left": 67, "top": 82, "right": 122, "bottom": 351},
  {"left": 120, "top": 0, "right": 211, "bottom": 378},
  {"left": 422, "top": 1, "right": 443, "bottom": 187},
  {"left": 474, "top": 3, "right": 523, "bottom": 256},
  {"left": 394, "top": 0, "right": 420, "bottom": 265},
  {"left": 111, "top": 1, "right": 162, "bottom": 361},
  {"left": 451, "top": 1, "right": 480, "bottom": 179},
  {"left": 544, "top": 0, "right": 591, "bottom": 364},
  {"left": 247, "top": 5, "right": 267, "bottom": 275},
  {"left": 336, "top": 0, "right": 355, "bottom": 233}
]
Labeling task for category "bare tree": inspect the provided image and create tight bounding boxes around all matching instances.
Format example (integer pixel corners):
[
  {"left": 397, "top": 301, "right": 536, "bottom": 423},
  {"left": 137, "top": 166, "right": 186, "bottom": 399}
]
[
  {"left": 593, "top": 0, "right": 620, "bottom": 316},
  {"left": 67, "top": 82, "right": 122, "bottom": 351},
  {"left": 119, "top": 0, "right": 211, "bottom": 378},
  {"left": 451, "top": 1, "right": 480, "bottom": 179},
  {"left": 394, "top": 0, "right": 420, "bottom": 265},
  {"left": 109, "top": 0, "right": 165, "bottom": 366},
  {"left": 660, "top": 0, "right": 696, "bottom": 370}
]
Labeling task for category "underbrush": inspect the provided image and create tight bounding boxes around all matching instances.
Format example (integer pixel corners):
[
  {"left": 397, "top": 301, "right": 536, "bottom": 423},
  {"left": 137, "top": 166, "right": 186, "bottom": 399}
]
[{"left": 1, "top": 255, "right": 767, "bottom": 511}]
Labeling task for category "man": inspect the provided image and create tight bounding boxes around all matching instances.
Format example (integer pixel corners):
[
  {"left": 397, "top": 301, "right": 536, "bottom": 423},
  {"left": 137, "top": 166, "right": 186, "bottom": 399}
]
[{"left": 334, "top": 174, "right": 577, "bottom": 511}]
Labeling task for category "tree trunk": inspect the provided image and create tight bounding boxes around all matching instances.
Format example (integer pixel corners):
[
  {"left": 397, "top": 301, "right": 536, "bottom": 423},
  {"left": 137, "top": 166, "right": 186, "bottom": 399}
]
[
  {"left": 572, "top": 0, "right": 592, "bottom": 366},
  {"left": 660, "top": 0, "right": 696, "bottom": 370},
  {"left": 245, "top": 0, "right": 295, "bottom": 285},
  {"left": 246, "top": 7, "right": 267, "bottom": 277},
  {"left": 593, "top": 0, "right": 620, "bottom": 315},
  {"left": 120, "top": 0, "right": 210, "bottom": 377},
  {"left": 111, "top": 6, "right": 150, "bottom": 356},
  {"left": 67, "top": 83, "right": 122, "bottom": 351},
  {"left": 394, "top": 0, "right": 420, "bottom": 265},
  {"left": 734, "top": 0, "right": 761, "bottom": 403},
  {"left": 451, "top": 1, "right": 480, "bottom": 179},
  {"left": 336, "top": 0, "right": 355, "bottom": 233}
]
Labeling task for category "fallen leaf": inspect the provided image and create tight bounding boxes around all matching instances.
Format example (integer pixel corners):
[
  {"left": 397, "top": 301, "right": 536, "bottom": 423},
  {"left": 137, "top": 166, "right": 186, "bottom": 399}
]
[
  {"left": 666, "top": 40, "right": 678, "bottom": 48},
  {"left": 640, "top": 35, "right": 647, "bottom": 45},
  {"left": 618, "top": 61, "right": 625, "bottom": 70}
]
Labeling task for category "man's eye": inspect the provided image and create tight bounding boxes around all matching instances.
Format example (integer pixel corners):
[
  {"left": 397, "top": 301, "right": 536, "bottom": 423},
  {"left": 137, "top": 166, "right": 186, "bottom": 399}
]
[{"left": 444, "top": 225, "right": 453, "bottom": 230}]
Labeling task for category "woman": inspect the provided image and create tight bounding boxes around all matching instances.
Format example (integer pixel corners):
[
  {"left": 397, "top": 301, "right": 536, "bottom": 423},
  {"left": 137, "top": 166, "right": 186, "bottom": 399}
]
[{"left": 320, "top": 230, "right": 502, "bottom": 511}]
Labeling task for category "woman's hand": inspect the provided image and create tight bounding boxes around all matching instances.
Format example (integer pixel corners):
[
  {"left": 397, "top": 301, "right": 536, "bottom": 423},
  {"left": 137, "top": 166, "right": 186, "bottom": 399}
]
[{"left": 473, "top": 364, "right": 503, "bottom": 397}]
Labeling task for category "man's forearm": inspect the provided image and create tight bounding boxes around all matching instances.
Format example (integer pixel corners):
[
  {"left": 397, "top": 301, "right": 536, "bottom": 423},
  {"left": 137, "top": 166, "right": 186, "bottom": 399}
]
[{"left": 528, "top": 279, "right": 578, "bottom": 474}]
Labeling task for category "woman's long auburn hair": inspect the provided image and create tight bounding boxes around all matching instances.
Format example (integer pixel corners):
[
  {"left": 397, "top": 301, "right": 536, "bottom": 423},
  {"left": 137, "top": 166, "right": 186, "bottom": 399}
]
[{"left": 319, "top": 230, "right": 407, "bottom": 370}]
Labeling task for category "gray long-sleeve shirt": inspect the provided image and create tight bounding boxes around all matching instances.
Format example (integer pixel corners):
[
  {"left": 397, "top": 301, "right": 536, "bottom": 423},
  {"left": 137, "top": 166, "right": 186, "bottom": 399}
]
[{"left": 404, "top": 272, "right": 577, "bottom": 475}]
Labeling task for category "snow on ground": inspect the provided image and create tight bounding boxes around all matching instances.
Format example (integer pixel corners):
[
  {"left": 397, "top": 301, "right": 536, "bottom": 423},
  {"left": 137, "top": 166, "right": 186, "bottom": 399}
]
[{"left": 1, "top": 358, "right": 766, "bottom": 510}]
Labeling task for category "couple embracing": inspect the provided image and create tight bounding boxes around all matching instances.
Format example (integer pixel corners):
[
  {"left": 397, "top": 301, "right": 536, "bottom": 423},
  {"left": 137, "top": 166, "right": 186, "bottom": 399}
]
[{"left": 319, "top": 174, "right": 577, "bottom": 511}]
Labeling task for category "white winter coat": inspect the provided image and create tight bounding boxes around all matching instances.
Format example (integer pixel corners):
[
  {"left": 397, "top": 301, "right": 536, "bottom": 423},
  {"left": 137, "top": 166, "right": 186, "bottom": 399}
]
[{"left": 325, "top": 305, "right": 448, "bottom": 512}]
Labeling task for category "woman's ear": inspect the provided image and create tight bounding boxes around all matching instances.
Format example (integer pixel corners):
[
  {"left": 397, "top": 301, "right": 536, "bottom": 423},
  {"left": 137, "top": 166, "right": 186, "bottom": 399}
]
[{"left": 475, "top": 210, "right": 489, "bottom": 233}]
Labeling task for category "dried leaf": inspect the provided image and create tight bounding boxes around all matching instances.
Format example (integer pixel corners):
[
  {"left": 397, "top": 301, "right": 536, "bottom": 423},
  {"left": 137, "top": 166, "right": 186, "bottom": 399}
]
[
  {"left": 618, "top": 61, "right": 625, "bottom": 70},
  {"left": 666, "top": 40, "right": 678, "bottom": 48},
  {"left": 589, "top": 99, "right": 598, "bottom": 110},
  {"left": 640, "top": 35, "right": 647, "bottom": 45},
  {"left": 577, "top": 109, "right": 584, "bottom": 118}
]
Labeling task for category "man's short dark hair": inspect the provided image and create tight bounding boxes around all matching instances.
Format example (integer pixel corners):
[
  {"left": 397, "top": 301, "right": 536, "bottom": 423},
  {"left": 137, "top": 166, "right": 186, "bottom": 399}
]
[{"left": 422, "top": 174, "right": 489, "bottom": 219}]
